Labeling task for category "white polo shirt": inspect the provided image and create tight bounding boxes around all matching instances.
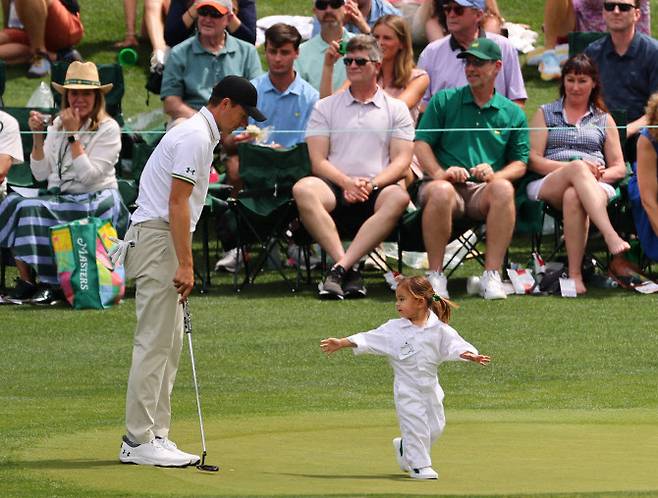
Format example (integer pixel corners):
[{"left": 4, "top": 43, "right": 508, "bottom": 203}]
[
  {"left": 0, "top": 110, "right": 25, "bottom": 198},
  {"left": 131, "top": 107, "right": 220, "bottom": 231}
]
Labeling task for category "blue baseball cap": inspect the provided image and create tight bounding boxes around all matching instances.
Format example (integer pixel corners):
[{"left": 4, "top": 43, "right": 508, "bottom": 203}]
[{"left": 454, "top": 0, "right": 486, "bottom": 10}]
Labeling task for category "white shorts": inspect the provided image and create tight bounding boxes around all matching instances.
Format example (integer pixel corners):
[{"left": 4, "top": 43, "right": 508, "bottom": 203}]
[{"left": 526, "top": 177, "right": 616, "bottom": 202}]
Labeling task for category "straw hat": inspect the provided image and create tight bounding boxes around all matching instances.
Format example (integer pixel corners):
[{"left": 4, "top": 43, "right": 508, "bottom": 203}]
[{"left": 52, "top": 61, "right": 113, "bottom": 95}]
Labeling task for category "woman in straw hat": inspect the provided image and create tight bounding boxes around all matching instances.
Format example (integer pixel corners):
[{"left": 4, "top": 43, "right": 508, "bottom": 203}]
[{"left": 0, "top": 61, "right": 128, "bottom": 305}]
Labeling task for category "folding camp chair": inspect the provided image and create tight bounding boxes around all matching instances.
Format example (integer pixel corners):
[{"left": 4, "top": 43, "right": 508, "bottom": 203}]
[
  {"left": 226, "top": 142, "right": 311, "bottom": 292},
  {"left": 567, "top": 31, "right": 606, "bottom": 57}
]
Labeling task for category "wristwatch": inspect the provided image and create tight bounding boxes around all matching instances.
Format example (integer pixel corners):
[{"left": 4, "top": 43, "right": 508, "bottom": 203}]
[
  {"left": 67, "top": 133, "right": 80, "bottom": 144},
  {"left": 369, "top": 180, "right": 379, "bottom": 192}
]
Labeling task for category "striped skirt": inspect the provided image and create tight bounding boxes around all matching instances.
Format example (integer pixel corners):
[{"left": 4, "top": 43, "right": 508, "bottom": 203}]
[{"left": 0, "top": 189, "right": 129, "bottom": 285}]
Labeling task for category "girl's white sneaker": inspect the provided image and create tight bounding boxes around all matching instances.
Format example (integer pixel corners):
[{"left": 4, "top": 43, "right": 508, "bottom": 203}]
[{"left": 409, "top": 466, "right": 438, "bottom": 480}]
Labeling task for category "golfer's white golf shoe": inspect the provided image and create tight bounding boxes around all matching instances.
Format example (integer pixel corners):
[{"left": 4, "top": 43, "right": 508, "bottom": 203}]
[
  {"left": 119, "top": 436, "right": 190, "bottom": 467},
  {"left": 409, "top": 466, "right": 439, "bottom": 480},
  {"left": 156, "top": 437, "right": 201, "bottom": 465}
]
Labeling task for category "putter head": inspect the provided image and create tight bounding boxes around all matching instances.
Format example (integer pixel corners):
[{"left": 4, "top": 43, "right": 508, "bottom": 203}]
[{"left": 196, "top": 463, "right": 219, "bottom": 472}]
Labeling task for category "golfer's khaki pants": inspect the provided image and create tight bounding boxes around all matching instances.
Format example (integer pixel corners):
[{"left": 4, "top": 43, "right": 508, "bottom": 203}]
[{"left": 124, "top": 220, "right": 187, "bottom": 444}]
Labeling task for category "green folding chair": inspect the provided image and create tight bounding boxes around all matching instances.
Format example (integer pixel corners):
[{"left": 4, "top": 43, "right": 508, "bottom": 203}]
[
  {"left": 226, "top": 143, "right": 311, "bottom": 292},
  {"left": 567, "top": 31, "right": 606, "bottom": 57}
]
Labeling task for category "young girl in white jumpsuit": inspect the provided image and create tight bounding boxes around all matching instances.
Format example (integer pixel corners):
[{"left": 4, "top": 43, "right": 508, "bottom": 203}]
[{"left": 320, "top": 275, "right": 490, "bottom": 480}]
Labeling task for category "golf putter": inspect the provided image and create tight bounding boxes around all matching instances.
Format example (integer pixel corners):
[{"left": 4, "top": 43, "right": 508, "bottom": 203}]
[{"left": 183, "top": 300, "right": 219, "bottom": 473}]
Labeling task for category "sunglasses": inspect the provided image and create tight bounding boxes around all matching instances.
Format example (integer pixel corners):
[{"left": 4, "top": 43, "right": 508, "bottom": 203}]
[
  {"left": 343, "top": 57, "right": 376, "bottom": 66},
  {"left": 315, "top": 0, "right": 344, "bottom": 10},
  {"left": 603, "top": 2, "right": 636, "bottom": 12},
  {"left": 462, "top": 56, "right": 489, "bottom": 67},
  {"left": 442, "top": 4, "right": 466, "bottom": 15},
  {"left": 197, "top": 6, "right": 224, "bottom": 18}
]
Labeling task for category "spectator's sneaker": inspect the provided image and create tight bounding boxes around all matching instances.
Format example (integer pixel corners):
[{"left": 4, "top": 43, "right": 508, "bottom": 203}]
[
  {"left": 539, "top": 50, "right": 561, "bottom": 81},
  {"left": 4, "top": 278, "right": 37, "bottom": 304},
  {"left": 27, "top": 53, "right": 51, "bottom": 78},
  {"left": 214, "top": 248, "right": 242, "bottom": 273},
  {"left": 56, "top": 48, "right": 82, "bottom": 63},
  {"left": 392, "top": 437, "right": 409, "bottom": 472},
  {"left": 427, "top": 271, "right": 449, "bottom": 299},
  {"left": 318, "top": 265, "right": 345, "bottom": 299},
  {"left": 409, "top": 466, "right": 438, "bottom": 480},
  {"left": 31, "top": 285, "right": 64, "bottom": 306},
  {"left": 343, "top": 267, "right": 366, "bottom": 298},
  {"left": 480, "top": 270, "right": 507, "bottom": 300},
  {"left": 119, "top": 436, "right": 189, "bottom": 467},
  {"left": 155, "top": 437, "right": 200, "bottom": 466}
]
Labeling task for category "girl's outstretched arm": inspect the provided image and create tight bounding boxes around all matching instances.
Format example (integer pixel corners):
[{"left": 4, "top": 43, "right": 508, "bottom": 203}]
[
  {"left": 320, "top": 338, "right": 356, "bottom": 355},
  {"left": 460, "top": 351, "right": 491, "bottom": 366}
]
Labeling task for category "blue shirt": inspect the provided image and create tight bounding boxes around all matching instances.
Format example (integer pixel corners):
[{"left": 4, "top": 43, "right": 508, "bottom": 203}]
[
  {"left": 249, "top": 72, "right": 319, "bottom": 147},
  {"left": 311, "top": 0, "right": 400, "bottom": 36},
  {"left": 161, "top": 32, "right": 262, "bottom": 109},
  {"left": 585, "top": 32, "right": 658, "bottom": 122}
]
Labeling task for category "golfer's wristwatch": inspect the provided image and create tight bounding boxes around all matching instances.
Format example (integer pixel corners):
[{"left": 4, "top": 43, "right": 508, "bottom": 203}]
[{"left": 67, "top": 133, "right": 80, "bottom": 144}]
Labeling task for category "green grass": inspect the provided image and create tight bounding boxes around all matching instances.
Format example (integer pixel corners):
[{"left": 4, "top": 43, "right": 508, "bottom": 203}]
[{"left": 3, "top": 1, "right": 658, "bottom": 496}]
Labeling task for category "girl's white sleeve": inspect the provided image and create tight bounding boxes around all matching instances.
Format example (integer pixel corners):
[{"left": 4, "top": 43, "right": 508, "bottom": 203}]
[
  {"left": 439, "top": 324, "right": 478, "bottom": 362},
  {"left": 347, "top": 321, "right": 396, "bottom": 357}
]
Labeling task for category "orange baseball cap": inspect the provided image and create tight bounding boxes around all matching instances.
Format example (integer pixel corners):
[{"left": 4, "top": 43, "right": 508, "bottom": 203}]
[{"left": 195, "top": 0, "right": 230, "bottom": 15}]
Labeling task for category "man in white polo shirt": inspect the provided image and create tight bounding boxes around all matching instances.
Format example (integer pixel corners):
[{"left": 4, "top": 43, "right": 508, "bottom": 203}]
[
  {"left": 293, "top": 35, "right": 414, "bottom": 299},
  {"left": 118, "top": 76, "right": 265, "bottom": 467}
]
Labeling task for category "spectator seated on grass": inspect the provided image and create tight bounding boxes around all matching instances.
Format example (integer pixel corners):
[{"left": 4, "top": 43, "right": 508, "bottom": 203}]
[
  {"left": 0, "top": 110, "right": 24, "bottom": 201},
  {"left": 527, "top": 54, "right": 630, "bottom": 295},
  {"left": 416, "top": 0, "right": 526, "bottom": 110},
  {"left": 629, "top": 92, "right": 658, "bottom": 262},
  {"left": 165, "top": 0, "right": 256, "bottom": 48},
  {"left": 294, "top": 0, "right": 354, "bottom": 92},
  {"left": 311, "top": 0, "right": 401, "bottom": 36},
  {"left": 0, "top": 61, "right": 128, "bottom": 305},
  {"left": 584, "top": 0, "right": 658, "bottom": 161},
  {"left": 0, "top": 0, "right": 82, "bottom": 78},
  {"left": 293, "top": 35, "right": 414, "bottom": 300},
  {"left": 160, "top": 0, "right": 261, "bottom": 124},
  {"left": 414, "top": 38, "right": 529, "bottom": 301},
  {"left": 538, "top": 0, "right": 650, "bottom": 81},
  {"left": 320, "top": 14, "right": 428, "bottom": 187}
]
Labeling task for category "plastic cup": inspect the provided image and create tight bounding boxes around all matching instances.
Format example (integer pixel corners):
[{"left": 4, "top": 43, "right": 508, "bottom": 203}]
[{"left": 118, "top": 47, "right": 138, "bottom": 66}]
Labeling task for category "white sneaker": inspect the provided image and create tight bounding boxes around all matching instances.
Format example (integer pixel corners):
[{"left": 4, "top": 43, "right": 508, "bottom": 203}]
[
  {"left": 409, "top": 466, "right": 438, "bottom": 479},
  {"left": 539, "top": 50, "right": 561, "bottom": 81},
  {"left": 427, "top": 271, "right": 449, "bottom": 299},
  {"left": 480, "top": 270, "right": 507, "bottom": 300},
  {"left": 214, "top": 248, "right": 242, "bottom": 273},
  {"left": 392, "top": 437, "right": 410, "bottom": 471},
  {"left": 119, "top": 436, "right": 190, "bottom": 467},
  {"left": 156, "top": 437, "right": 200, "bottom": 465}
]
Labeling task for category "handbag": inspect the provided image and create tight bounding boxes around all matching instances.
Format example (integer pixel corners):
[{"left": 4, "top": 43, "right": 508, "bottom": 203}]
[{"left": 50, "top": 217, "right": 125, "bottom": 309}]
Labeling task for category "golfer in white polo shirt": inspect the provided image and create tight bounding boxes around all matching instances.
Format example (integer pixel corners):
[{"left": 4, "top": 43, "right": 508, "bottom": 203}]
[{"left": 118, "top": 76, "right": 266, "bottom": 467}]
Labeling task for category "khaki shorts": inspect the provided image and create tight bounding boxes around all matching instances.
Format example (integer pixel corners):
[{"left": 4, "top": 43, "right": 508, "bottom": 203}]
[{"left": 418, "top": 180, "right": 488, "bottom": 221}]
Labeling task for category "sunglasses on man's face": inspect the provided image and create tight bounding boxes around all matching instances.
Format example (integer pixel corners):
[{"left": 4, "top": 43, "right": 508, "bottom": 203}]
[
  {"left": 603, "top": 2, "right": 636, "bottom": 12},
  {"left": 443, "top": 3, "right": 466, "bottom": 16},
  {"left": 343, "top": 57, "right": 375, "bottom": 67},
  {"left": 197, "top": 6, "right": 223, "bottom": 18},
  {"left": 315, "top": 0, "right": 345, "bottom": 10},
  {"left": 462, "top": 56, "right": 489, "bottom": 67}
]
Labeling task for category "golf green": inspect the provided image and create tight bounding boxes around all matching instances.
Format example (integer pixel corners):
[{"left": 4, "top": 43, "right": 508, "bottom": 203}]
[{"left": 18, "top": 409, "right": 658, "bottom": 496}]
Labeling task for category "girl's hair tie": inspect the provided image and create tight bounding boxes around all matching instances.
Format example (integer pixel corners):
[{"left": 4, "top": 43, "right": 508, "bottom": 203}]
[{"left": 432, "top": 293, "right": 442, "bottom": 302}]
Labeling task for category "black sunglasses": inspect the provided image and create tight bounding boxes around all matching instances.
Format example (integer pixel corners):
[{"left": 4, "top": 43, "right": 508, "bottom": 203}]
[
  {"left": 462, "top": 56, "right": 489, "bottom": 67},
  {"left": 315, "top": 0, "right": 345, "bottom": 10},
  {"left": 443, "top": 4, "right": 466, "bottom": 15},
  {"left": 603, "top": 2, "right": 636, "bottom": 12},
  {"left": 343, "top": 57, "right": 376, "bottom": 66},
  {"left": 197, "top": 6, "right": 223, "bottom": 18}
]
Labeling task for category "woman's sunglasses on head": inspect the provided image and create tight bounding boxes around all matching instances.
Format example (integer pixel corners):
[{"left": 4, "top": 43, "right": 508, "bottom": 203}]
[
  {"left": 315, "top": 0, "right": 345, "bottom": 10},
  {"left": 197, "top": 6, "right": 223, "bottom": 18},
  {"left": 603, "top": 2, "right": 636, "bottom": 12}
]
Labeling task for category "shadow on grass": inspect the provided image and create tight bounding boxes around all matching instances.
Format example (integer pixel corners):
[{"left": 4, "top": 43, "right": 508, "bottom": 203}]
[
  {"left": 8, "top": 459, "right": 119, "bottom": 470},
  {"left": 278, "top": 472, "right": 408, "bottom": 481}
]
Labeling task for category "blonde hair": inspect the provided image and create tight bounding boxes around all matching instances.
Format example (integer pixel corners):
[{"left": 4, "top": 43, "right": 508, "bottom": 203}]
[
  {"left": 397, "top": 275, "right": 458, "bottom": 323},
  {"left": 645, "top": 92, "right": 658, "bottom": 141},
  {"left": 372, "top": 15, "right": 415, "bottom": 89},
  {"left": 60, "top": 89, "right": 109, "bottom": 132}
]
